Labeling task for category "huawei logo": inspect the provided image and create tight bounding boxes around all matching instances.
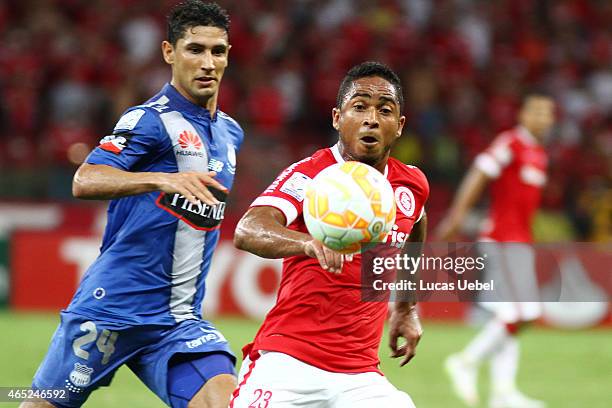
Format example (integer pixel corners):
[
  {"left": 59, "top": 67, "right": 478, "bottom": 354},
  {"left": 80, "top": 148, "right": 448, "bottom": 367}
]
[{"left": 178, "top": 130, "right": 203, "bottom": 150}]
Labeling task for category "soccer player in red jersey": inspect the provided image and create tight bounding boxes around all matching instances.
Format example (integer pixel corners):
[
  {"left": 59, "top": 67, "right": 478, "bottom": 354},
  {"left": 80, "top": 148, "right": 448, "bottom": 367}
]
[
  {"left": 436, "top": 93, "right": 555, "bottom": 408},
  {"left": 230, "top": 62, "right": 429, "bottom": 407}
]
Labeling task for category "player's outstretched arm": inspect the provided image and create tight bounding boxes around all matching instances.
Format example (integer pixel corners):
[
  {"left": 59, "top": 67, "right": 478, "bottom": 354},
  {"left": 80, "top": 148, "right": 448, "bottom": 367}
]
[
  {"left": 72, "top": 163, "right": 226, "bottom": 206},
  {"left": 389, "top": 302, "right": 422, "bottom": 367},
  {"left": 435, "top": 166, "right": 490, "bottom": 241},
  {"left": 389, "top": 214, "right": 427, "bottom": 366},
  {"left": 234, "top": 206, "right": 345, "bottom": 273}
]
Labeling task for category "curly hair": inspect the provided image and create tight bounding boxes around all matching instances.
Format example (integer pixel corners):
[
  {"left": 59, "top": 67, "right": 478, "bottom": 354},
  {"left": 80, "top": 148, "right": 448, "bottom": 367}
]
[{"left": 336, "top": 61, "right": 404, "bottom": 111}]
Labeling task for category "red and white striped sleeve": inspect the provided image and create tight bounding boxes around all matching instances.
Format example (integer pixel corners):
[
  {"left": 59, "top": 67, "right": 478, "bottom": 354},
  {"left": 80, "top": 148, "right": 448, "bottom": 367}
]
[
  {"left": 250, "top": 156, "right": 315, "bottom": 226},
  {"left": 474, "top": 133, "right": 515, "bottom": 179}
]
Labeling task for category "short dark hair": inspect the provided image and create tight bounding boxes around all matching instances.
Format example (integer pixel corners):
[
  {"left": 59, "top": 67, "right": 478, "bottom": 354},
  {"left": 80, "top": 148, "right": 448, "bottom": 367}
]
[
  {"left": 336, "top": 61, "right": 404, "bottom": 111},
  {"left": 167, "top": 1, "right": 230, "bottom": 45},
  {"left": 521, "top": 88, "right": 554, "bottom": 104}
]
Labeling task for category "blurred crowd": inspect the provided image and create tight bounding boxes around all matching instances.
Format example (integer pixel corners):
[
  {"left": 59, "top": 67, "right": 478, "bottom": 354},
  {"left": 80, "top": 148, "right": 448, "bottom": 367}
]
[{"left": 0, "top": 0, "right": 610, "bottom": 241}]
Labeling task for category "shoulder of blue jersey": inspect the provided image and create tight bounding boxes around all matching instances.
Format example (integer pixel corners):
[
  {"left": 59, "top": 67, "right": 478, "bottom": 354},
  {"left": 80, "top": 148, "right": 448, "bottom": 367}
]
[
  {"left": 114, "top": 95, "right": 172, "bottom": 131},
  {"left": 97, "top": 103, "right": 167, "bottom": 156},
  {"left": 218, "top": 111, "right": 243, "bottom": 132},
  {"left": 113, "top": 109, "right": 147, "bottom": 131},
  {"left": 217, "top": 111, "right": 245, "bottom": 149}
]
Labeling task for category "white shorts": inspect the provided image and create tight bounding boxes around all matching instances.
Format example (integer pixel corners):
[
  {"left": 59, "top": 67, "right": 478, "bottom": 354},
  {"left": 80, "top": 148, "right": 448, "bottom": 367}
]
[
  {"left": 478, "top": 243, "right": 542, "bottom": 323},
  {"left": 230, "top": 351, "right": 416, "bottom": 408}
]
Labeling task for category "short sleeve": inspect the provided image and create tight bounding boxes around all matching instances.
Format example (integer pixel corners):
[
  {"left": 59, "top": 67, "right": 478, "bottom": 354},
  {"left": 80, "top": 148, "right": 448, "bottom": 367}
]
[
  {"left": 86, "top": 108, "right": 162, "bottom": 171},
  {"left": 416, "top": 206, "right": 426, "bottom": 223},
  {"left": 410, "top": 165, "right": 430, "bottom": 224},
  {"left": 474, "top": 134, "right": 514, "bottom": 179},
  {"left": 250, "top": 157, "right": 314, "bottom": 226}
]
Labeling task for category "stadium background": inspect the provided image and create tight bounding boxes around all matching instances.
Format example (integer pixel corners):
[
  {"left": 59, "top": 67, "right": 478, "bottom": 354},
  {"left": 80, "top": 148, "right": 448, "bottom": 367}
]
[{"left": 0, "top": 0, "right": 610, "bottom": 407}]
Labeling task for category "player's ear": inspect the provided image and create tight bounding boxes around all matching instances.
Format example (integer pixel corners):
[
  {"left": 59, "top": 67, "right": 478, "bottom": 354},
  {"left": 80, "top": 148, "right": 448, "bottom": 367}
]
[
  {"left": 396, "top": 115, "right": 406, "bottom": 138},
  {"left": 332, "top": 107, "right": 340, "bottom": 131},
  {"left": 162, "top": 41, "right": 175, "bottom": 64}
]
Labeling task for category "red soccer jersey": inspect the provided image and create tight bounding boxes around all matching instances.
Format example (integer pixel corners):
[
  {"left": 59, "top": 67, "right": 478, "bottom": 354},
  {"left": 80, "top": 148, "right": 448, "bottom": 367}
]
[
  {"left": 244, "top": 144, "right": 429, "bottom": 373},
  {"left": 474, "top": 126, "right": 548, "bottom": 242}
]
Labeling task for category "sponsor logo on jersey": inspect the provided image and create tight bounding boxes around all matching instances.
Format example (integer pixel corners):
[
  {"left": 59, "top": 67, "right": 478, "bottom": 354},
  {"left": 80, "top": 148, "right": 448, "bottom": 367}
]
[
  {"left": 98, "top": 132, "right": 132, "bottom": 154},
  {"left": 178, "top": 130, "right": 202, "bottom": 150},
  {"left": 156, "top": 187, "right": 227, "bottom": 230},
  {"left": 208, "top": 158, "right": 224, "bottom": 173},
  {"left": 280, "top": 172, "right": 311, "bottom": 202},
  {"left": 185, "top": 327, "right": 227, "bottom": 349},
  {"left": 383, "top": 224, "right": 409, "bottom": 249},
  {"left": 264, "top": 157, "right": 313, "bottom": 193},
  {"left": 114, "top": 109, "right": 145, "bottom": 131},
  {"left": 142, "top": 95, "right": 170, "bottom": 113},
  {"left": 176, "top": 130, "right": 205, "bottom": 157},
  {"left": 395, "top": 186, "right": 416, "bottom": 217}
]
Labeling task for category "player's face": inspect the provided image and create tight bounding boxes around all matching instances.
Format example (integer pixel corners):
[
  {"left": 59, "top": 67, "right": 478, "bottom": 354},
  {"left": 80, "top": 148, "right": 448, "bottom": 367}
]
[
  {"left": 332, "top": 76, "right": 405, "bottom": 170},
  {"left": 519, "top": 97, "right": 555, "bottom": 139},
  {"left": 162, "top": 26, "right": 230, "bottom": 107}
]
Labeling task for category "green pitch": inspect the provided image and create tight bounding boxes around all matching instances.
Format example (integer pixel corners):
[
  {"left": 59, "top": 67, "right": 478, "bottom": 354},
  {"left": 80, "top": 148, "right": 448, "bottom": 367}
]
[{"left": 1, "top": 311, "right": 610, "bottom": 407}]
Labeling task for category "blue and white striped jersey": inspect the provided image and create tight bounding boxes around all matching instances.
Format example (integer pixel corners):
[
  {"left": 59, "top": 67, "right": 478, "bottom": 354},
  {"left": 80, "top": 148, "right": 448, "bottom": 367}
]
[{"left": 67, "top": 83, "right": 244, "bottom": 326}]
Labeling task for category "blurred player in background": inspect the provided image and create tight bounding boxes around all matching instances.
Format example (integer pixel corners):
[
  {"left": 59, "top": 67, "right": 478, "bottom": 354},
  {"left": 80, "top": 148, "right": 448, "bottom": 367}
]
[
  {"left": 436, "top": 93, "right": 556, "bottom": 408},
  {"left": 231, "top": 61, "right": 429, "bottom": 407},
  {"left": 23, "top": 2, "right": 242, "bottom": 407}
]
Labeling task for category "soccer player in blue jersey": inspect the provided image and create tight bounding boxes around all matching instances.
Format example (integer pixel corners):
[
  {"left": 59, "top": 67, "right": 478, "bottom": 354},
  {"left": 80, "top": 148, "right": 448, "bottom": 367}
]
[{"left": 23, "top": 2, "right": 242, "bottom": 408}]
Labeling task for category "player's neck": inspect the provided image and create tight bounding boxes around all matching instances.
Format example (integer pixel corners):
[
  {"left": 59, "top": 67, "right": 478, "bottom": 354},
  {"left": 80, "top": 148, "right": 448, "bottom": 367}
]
[
  {"left": 364, "top": 154, "right": 388, "bottom": 174},
  {"left": 170, "top": 81, "right": 218, "bottom": 118},
  {"left": 204, "top": 94, "right": 218, "bottom": 116},
  {"left": 519, "top": 125, "right": 543, "bottom": 145},
  {"left": 338, "top": 144, "right": 388, "bottom": 174},
  {"left": 371, "top": 158, "right": 388, "bottom": 174}
]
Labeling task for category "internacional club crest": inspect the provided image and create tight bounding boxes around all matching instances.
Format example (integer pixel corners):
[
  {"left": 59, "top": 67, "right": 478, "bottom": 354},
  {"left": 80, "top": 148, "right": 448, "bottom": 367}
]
[{"left": 394, "top": 186, "right": 416, "bottom": 217}]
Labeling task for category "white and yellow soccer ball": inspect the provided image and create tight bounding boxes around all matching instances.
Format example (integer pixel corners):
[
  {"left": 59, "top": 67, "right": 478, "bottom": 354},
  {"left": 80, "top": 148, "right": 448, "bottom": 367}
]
[{"left": 303, "top": 161, "right": 396, "bottom": 254}]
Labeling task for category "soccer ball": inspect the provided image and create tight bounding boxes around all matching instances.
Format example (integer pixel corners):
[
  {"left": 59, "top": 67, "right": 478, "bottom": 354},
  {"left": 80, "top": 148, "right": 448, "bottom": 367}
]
[{"left": 303, "top": 161, "right": 396, "bottom": 254}]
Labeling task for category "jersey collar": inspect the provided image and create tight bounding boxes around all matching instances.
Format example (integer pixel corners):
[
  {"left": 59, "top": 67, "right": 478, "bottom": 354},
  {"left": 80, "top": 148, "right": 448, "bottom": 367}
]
[
  {"left": 517, "top": 126, "right": 538, "bottom": 145},
  {"left": 162, "top": 83, "right": 218, "bottom": 121},
  {"left": 330, "top": 143, "right": 389, "bottom": 177}
]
